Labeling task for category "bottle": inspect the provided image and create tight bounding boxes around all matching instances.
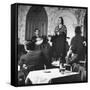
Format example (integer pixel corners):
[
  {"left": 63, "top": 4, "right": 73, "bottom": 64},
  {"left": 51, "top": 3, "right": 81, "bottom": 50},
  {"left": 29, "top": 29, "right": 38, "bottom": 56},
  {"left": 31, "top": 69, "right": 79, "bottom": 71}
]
[{"left": 59, "top": 59, "right": 62, "bottom": 72}]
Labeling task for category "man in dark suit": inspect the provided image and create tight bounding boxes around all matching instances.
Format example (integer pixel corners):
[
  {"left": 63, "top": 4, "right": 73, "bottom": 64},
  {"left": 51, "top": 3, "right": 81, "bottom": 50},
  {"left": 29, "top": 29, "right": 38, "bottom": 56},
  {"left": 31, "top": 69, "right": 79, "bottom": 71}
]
[
  {"left": 69, "top": 26, "right": 86, "bottom": 65},
  {"left": 19, "top": 39, "right": 53, "bottom": 76}
]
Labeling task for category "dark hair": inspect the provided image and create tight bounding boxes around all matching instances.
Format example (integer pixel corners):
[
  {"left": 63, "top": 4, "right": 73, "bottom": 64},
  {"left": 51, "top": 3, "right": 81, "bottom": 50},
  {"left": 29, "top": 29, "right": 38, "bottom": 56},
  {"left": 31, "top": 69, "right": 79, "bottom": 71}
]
[
  {"left": 59, "top": 17, "right": 64, "bottom": 25},
  {"left": 34, "top": 28, "right": 39, "bottom": 32},
  {"left": 48, "top": 35, "right": 52, "bottom": 37},
  {"left": 42, "top": 35, "right": 48, "bottom": 43},
  {"left": 26, "top": 41, "right": 35, "bottom": 51},
  {"left": 75, "top": 26, "right": 81, "bottom": 35}
]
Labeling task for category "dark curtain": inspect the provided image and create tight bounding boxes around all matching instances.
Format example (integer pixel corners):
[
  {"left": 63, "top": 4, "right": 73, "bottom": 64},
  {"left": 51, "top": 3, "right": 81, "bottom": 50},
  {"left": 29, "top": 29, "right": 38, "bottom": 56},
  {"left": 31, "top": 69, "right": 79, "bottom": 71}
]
[{"left": 25, "top": 6, "right": 48, "bottom": 40}]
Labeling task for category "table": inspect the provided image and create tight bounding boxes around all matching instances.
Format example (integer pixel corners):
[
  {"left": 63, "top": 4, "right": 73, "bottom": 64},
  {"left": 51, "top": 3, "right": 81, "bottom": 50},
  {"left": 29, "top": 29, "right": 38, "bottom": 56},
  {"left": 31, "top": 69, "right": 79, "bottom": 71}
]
[{"left": 25, "top": 68, "right": 79, "bottom": 84}]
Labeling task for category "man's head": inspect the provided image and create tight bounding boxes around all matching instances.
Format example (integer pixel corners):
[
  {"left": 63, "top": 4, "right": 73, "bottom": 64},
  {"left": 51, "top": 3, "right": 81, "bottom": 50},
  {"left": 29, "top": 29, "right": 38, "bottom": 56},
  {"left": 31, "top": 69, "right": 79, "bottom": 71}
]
[
  {"left": 34, "top": 28, "right": 40, "bottom": 36},
  {"left": 75, "top": 26, "right": 82, "bottom": 35},
  {"left": 25, "top": 41, "right": 35, "bottom": 51}
]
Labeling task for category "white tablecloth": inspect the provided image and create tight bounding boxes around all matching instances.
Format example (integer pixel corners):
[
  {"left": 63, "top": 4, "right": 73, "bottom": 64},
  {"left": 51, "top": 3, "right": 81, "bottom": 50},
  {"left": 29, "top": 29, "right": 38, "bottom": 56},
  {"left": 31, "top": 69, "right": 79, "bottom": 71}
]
[{"left": 25, "top": 68, "right": 78, "bottom": 84}]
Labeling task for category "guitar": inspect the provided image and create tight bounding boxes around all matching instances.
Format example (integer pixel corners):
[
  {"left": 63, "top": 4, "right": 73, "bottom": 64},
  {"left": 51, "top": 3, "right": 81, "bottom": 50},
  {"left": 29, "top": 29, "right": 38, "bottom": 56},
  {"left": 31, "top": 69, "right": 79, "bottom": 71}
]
[{"left": 35, "top": 37, "right": 43, "bottom": 45}]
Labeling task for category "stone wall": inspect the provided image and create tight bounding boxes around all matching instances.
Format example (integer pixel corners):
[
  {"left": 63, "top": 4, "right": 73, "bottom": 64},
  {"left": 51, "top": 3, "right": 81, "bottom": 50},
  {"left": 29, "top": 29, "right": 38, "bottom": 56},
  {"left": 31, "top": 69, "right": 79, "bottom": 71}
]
[
  {"left": 18, "top": 5, "right": 86, "bottom": 44},
  {"left": 18, "top": 5, "right": 31, "bottom": 44}
]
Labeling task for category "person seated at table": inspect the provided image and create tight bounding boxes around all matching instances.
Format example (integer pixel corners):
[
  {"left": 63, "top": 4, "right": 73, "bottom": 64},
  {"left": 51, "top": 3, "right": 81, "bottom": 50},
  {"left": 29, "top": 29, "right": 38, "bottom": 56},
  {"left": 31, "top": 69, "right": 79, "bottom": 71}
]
[
  {"left": 67, "top": 26, "right": 86, "bottom": 66},
  {"left": 19, "top": 40, "right": 53, "bottom": 77}
]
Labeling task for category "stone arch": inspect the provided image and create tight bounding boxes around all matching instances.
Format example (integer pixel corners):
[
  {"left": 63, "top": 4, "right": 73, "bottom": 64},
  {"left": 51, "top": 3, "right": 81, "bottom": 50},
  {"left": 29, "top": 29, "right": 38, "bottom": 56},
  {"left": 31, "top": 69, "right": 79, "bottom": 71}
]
[{"left": 25, "top": 6, "right": 48, "bottom": 40}]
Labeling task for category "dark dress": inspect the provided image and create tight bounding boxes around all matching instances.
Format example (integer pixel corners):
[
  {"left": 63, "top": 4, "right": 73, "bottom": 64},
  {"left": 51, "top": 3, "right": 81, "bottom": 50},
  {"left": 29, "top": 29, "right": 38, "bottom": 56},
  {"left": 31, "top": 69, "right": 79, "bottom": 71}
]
[{"left": 51, "top": 25, "right": 67, "bottom": 63}]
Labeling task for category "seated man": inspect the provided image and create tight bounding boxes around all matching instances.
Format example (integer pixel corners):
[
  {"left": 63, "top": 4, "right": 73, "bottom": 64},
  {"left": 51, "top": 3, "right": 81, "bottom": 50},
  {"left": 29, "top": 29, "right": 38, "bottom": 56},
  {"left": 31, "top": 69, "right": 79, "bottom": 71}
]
[
  {"left": 19, "top": 40, "right": 53, "bottom": 78},
  {"left": 65, "top": 26, "right": 87, "bottom": 81},
  {"left": 67, "top": 26, "right": 86, "bottom": 65},
  {"left": 31, "top": 28, "right": 44, "bottom": 50}
]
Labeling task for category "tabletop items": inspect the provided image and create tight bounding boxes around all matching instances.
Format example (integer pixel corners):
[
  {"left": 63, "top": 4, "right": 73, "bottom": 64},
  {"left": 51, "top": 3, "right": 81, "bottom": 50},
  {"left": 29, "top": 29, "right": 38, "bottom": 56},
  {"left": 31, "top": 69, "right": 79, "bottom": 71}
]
[{"left": 25, "top": 68, "right": 79, "bottom": 85}]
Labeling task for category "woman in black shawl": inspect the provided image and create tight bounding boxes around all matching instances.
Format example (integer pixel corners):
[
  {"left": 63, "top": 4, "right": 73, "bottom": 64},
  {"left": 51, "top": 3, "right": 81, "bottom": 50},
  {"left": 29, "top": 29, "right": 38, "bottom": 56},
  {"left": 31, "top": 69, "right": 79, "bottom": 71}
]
[{"left": 51, "top": 17, "right": 67, "bottom": 66}]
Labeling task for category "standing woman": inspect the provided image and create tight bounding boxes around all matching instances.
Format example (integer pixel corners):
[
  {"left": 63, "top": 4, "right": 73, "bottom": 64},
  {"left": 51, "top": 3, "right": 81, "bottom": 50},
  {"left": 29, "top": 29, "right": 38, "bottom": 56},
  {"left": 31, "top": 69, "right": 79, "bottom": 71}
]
[{"left": 52, "top": 17, "right": 67, "bottom": 67}]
